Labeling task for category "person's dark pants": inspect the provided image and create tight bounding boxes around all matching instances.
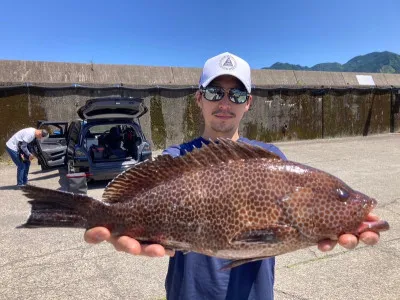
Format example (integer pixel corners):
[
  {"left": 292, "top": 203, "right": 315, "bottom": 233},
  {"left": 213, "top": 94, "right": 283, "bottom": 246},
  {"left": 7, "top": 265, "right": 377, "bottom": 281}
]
[{"left": 6, "top": 146, "right": 30, "bottom": 186}]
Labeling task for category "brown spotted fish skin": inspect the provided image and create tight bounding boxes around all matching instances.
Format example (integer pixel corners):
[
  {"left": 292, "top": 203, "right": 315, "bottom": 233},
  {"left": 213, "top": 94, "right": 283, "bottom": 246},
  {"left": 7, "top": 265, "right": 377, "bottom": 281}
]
[{"left": 21, "top": 139, "right": 384, "bottom": 268}]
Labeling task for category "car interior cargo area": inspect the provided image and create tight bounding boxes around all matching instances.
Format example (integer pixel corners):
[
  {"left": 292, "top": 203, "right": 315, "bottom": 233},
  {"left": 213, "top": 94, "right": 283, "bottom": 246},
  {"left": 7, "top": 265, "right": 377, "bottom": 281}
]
[{"left": 84, "top": 124, "right": 142, "bottom": 162}]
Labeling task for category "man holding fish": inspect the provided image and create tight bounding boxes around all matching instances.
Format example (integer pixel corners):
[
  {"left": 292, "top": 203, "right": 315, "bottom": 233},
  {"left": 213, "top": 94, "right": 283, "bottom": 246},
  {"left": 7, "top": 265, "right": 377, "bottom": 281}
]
[{"left": 83, "top": 52, "right": 383, "bottom": 300}]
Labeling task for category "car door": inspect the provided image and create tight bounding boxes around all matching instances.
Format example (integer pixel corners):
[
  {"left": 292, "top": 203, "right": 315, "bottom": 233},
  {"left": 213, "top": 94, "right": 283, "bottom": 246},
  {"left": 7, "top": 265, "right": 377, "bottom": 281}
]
[{"left": 33, "top": 120, "right": 69, "bottom": 169}]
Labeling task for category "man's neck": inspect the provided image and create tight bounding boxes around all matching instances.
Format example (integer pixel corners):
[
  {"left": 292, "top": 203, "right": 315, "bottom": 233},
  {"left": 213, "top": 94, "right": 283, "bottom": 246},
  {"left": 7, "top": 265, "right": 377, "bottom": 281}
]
[{"left": 201, "top": 130, "right": 240, "bottom": 141}]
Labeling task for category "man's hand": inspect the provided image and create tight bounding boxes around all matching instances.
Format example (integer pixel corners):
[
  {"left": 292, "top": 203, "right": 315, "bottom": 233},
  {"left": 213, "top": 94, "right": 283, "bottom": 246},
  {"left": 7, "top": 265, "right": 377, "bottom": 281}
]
[
  {"left": 29, "top": 154, "right": 35, "bottom": 161},
  {"left": 84, "top": 227, "right": 175, "bottom": 257},
  {"left": 85, "top": 213, "right": 384, "bottom": 256},
  {"left": 318, "top": 213, "right": 382, "bottom": 252}
]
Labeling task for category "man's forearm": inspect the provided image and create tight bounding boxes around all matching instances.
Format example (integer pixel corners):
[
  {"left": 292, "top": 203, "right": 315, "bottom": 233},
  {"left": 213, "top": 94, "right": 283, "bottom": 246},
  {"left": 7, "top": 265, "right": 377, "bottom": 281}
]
[{"left": 20, "top": 142, "right": 32, "bottom": 157}]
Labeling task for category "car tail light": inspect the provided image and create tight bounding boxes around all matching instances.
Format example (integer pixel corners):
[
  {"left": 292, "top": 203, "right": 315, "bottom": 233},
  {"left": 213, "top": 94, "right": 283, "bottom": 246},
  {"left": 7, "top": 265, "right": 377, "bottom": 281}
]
[
  {"left": 140, "top": 142, "right": 152, "bottom": 161},
  {"left": 142, "top": 142, "right": 151, "bottom": 152},
  {"left": 66, "top": 172, "right": 92, "bottom": 178}
]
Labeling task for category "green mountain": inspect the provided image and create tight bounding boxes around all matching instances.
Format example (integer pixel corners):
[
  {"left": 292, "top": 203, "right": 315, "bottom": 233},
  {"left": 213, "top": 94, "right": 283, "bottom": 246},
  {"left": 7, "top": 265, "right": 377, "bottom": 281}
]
[{"left": 263, "top": 51, "right": 400, "bottom": 73}]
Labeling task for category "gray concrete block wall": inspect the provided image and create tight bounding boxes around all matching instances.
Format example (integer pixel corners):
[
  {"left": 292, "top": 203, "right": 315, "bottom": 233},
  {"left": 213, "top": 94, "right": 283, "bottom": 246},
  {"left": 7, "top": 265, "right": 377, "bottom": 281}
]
[
  {"left": 0, "top": 88, "right": 398, "bottom": 158},
  {"left": 252, "top": 69, "right": 298, "bottom": 87},
  {"left": 1, "top": 59, "right": 400, "bottom": 88},
  {"left": 1, "top": 59, "right": 400, "bottom": 158},
  {"left": 294, "top": 71, "right": 346, "bottom": 87}
]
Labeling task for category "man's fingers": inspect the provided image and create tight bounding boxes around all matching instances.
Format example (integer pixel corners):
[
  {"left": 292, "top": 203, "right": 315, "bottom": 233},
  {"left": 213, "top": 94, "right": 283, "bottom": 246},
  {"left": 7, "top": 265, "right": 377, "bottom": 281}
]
[
  {"left": 84, "top": 227, "right": 111, "bottom": 244},
  {"left": 84, "top": 228, "right": 175, "bottom": 257},
  {"left": 338, "top": 234, "right": 359, "bottom": 249},
  {"left": 111, "top": 239, "right": 173, "bottom": 257},
  {"left": 112, "top": 236, "right": 142, "bottom": 255},
  {"left": 141, "top": 244, "right": 169, "bottom": 257},
  {"left": 365, "top": 212, "right": 379, "bottom": 222},
  {"left": 165, "top": 249, "right": 176, "bottom": 257},
  {"left": 359, "top": 231, "right": 380, "bottom": 246},
  {"left": 318, "top": 234, "right": 359, "bottom": 251},
  {"left": 317, "top": 239, "right": 338, "bottom": 252}
]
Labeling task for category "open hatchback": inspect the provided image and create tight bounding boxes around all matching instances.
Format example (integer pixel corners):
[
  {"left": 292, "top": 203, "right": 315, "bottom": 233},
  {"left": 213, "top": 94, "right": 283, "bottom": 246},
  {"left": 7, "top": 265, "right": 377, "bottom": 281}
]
[{"left": 33, "top": 97, "right": 152, "bottom": 181}]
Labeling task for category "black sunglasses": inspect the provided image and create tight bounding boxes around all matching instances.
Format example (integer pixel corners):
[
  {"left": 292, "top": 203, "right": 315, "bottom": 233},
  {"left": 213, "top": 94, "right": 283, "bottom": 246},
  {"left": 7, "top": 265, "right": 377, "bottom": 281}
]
[{"left": 200, "top": 86, "right": 249, "bottom": 104}]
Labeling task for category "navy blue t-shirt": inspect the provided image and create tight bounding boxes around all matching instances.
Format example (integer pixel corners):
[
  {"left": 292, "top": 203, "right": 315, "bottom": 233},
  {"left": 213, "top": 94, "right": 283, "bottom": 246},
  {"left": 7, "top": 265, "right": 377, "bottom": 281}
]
[{"left": 162, "top": 137, "right": 287, "bottom": 300}]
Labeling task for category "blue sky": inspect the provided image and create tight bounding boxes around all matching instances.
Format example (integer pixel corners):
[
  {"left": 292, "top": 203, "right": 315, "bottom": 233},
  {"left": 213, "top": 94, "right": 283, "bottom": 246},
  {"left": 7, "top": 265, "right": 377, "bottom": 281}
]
[{"left": 1, "top": 0, "right": 399, "bottom": 69}]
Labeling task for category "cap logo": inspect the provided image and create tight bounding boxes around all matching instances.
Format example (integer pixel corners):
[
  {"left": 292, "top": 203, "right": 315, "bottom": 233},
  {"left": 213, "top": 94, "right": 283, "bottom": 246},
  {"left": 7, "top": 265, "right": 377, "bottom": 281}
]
[{"left": 219, "top": 55, "right": 236, "bottom": 70}]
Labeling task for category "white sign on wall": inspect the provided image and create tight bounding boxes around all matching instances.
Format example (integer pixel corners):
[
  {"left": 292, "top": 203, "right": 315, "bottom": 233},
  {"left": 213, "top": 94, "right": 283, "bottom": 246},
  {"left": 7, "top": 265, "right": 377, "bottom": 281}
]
[{"left": 356, "top": 75, "right": 376, "bottom": 86}]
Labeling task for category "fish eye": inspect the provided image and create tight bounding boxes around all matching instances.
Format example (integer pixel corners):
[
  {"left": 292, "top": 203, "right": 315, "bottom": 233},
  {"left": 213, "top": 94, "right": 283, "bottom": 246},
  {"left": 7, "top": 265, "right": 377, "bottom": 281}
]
[{"left": 336, "top": 188, "right": 349, "bottom": 201}]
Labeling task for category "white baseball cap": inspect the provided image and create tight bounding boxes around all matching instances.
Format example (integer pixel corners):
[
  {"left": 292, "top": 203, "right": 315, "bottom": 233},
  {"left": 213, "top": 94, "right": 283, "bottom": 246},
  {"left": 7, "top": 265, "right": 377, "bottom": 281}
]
[{"left": 199, "top": 52, "right": 252, "bottom": 93}]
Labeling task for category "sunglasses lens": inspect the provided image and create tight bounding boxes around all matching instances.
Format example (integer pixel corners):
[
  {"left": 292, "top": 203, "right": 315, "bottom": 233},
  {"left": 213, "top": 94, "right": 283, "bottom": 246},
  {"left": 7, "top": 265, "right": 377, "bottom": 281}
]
[
  {"left": 203, "top": 87, "right": 224, "bottom": 101},
  {"left": 230, "top": 89, "right": 248, "bottom": 104},
  {"left": 202, "top": 87, "right": 248, "bottom": 104}
]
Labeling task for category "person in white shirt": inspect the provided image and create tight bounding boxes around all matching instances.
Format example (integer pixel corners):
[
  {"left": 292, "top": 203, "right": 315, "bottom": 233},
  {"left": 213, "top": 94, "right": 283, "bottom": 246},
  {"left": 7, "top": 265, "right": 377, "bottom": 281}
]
[{"left": 5, "top": 128, "right": 48, "bottom": 187}]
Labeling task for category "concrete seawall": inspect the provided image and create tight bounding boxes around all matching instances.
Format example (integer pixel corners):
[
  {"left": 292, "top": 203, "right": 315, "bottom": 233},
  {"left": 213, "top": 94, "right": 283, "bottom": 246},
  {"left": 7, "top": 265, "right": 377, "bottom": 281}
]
[
  {"left": 2, "top": 60, "right": 400, "bottom": 87},
  {"left": 1, "top": 60, "right": 400, "bottom": 156}
]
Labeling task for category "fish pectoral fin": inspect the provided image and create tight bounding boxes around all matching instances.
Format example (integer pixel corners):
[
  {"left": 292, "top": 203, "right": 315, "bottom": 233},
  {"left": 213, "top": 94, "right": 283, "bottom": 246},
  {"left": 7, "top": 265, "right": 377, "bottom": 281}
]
[
  {"left": 163, "top": 246, "right": 191, "bottom": 255},
  {"left": 232, "top": 229, "right": 278, "bottom": 244},
  {"left": 220, "top": 256, "right": 272, "bottom": 271},
  {"left": 231, "top": 225, "right": 296, "bottom": 245}
]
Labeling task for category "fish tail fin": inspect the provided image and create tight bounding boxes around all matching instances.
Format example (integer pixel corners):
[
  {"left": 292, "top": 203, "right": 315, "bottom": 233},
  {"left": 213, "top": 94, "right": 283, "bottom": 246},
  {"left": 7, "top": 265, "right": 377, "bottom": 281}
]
[{"left": 19, "top": 185, "right": 97, "bottom": 228}]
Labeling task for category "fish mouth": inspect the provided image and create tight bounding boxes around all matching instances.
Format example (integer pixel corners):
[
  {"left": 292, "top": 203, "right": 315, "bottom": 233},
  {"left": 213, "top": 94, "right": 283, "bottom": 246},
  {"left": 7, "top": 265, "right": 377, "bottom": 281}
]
[
  {"left": 356, "top": 197, "right": 390, "bottom": 235},
  {"left": 360, "top": 198, "right": 377, "bottom": 216},
  {"left": 356, "top": 192, "right": 377, "bottom": 212},
  {"left": 367, "top": 197, "right": 377, "bottom": 210}
]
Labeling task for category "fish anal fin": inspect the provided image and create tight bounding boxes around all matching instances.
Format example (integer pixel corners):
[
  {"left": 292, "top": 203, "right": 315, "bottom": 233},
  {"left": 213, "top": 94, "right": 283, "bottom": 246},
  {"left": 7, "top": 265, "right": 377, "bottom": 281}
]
[
  {"left": 220, "top": 256, "right": 273, "bottom": 271},
  {"left": 102, "top": 139, "right": 281, "bottom": 203},
  {"left": 136, "top": 239, "right": 192, "bottom": 254}
]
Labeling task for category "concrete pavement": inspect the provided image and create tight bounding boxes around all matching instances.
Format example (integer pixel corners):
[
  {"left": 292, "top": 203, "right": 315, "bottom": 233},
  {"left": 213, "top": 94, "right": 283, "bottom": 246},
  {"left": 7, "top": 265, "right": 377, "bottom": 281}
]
[
  {"left": 273, "top": 133, "right": 399, "bottom": 300},
  {"left": 0, "top": 133, "right": 398, "bottom": 300}
]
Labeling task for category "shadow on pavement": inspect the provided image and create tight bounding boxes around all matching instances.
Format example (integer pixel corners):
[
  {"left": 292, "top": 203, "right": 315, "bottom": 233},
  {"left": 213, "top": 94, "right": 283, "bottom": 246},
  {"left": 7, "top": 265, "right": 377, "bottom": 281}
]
[
  {"left": 29, "top": 172, "right": 61, "bottom": 181},
  {"left": 57, "top": 167, "right": 69, "bottom": 191},
  {"left": 0, "top": 185, "right": 20, "bottom": 190},
  {"left": 88, "top": 180, "right": 109, "bottom": 190},
  {"left": 30, "top": 168, "right": 60, "bottom": 175}
]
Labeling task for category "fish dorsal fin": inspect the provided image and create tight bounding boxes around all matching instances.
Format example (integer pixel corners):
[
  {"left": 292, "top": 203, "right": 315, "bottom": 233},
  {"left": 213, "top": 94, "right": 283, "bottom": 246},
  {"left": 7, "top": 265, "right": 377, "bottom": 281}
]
[{"left": 102, "top": 138, "right": 281, "bottom": 203}]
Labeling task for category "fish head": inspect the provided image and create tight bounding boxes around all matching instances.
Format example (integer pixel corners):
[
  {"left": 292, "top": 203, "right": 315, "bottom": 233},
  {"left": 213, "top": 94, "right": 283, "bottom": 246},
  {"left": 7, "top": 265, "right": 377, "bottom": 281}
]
[
  {"left": 282, "top": 168, "right": 378, "bottom": 241},
  {"left": 311, "top": 174, "right": 378, "bottom": 240}
]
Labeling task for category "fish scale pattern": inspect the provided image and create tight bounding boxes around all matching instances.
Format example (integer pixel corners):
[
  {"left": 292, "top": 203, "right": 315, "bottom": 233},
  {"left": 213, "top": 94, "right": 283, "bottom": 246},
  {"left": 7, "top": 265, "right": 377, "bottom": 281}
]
[{"left": 21, "top": 139, "right": 384, "bottom": 268}]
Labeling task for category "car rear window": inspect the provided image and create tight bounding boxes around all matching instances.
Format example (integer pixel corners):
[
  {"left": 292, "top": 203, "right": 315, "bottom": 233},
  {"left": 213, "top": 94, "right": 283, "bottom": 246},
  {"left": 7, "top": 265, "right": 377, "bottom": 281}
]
[{"left": 85, "top": 108, "right": 137, "bottom": 116}]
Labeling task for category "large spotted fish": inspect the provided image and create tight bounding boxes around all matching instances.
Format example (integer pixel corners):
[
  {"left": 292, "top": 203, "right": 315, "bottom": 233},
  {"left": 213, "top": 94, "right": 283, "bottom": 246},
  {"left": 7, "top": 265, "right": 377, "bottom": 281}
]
[{"left": 20, "top": 139, "right": 389, "bottom": 269}]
